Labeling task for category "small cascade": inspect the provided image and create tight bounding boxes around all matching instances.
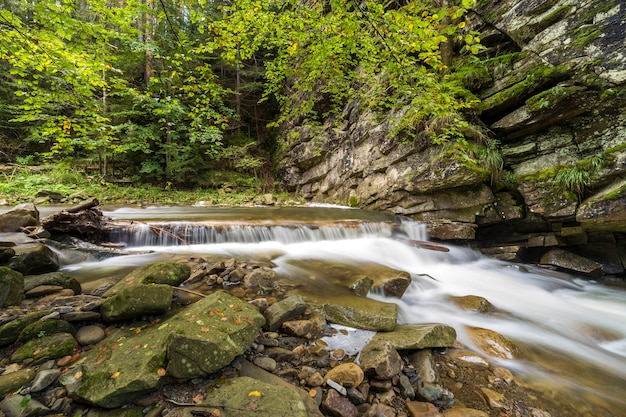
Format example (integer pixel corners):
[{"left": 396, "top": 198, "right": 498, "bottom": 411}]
[{"left": 107, "top": 219, "right": 427, "bottom": 247}]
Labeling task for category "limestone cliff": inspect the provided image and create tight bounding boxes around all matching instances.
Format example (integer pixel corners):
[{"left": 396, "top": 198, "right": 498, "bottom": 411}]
[{"left": 277, "top": 0, "right": 626, "bottom": 276}]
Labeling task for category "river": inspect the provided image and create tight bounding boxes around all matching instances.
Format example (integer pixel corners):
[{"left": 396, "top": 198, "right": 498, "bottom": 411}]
[{"left": 40, "top": 205, "right": 626, "bottom": 416}]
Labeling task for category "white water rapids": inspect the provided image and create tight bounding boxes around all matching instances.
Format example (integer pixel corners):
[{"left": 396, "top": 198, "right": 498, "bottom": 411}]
[{"left": 56, "top": 206, "right": 626, "bottom": 416}]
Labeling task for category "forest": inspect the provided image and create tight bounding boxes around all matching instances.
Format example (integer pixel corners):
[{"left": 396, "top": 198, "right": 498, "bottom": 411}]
[{"left": 0, "top": 0, "right": 481, "bottom": 190}]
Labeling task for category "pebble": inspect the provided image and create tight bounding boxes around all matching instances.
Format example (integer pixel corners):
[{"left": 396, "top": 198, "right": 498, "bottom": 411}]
[
  {"left": 324, "top": 362, "right": 364, "bottom": 388},
  {"left": 75, "top": 325, "right": 105, "bottom": 346},
  {"left": 322, "top": 388, "right": 357, "bottom": 417},
  {"left": 406, "top": 401, "right": 443, "bottom": 417},
  {"left": 253, "top": 356, "right": 277, "bottom": 372}
]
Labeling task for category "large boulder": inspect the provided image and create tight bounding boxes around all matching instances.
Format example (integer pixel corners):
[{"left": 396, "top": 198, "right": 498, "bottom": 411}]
[
  {"left": 8, "top": 243, "right": 59, "bottom": 275},
  {"left": 0, "top": 203, "right": 39, "bottom": 232},
  {"left": 23, "top": 272, "right": 82, "bottom": 295},
  {"left": 69, "top": 291, "right": 264, "bottom": 408},
  {"left": 0, "top": 267, "right": 24, "bottom": 307},
  {"left": 0, "top": 310, "right": 51, "bottom": 347},
  {"left": 540, "top": 248, "right": 604, "bottom": 278}
]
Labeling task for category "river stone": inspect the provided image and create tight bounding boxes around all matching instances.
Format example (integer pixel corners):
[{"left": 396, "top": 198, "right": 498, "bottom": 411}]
[
  {"left": 540, "top": 248, "right": 603, "bottom": 278},
  {"left": 0, "top": 310, "right": 51, "bottom": 347},
  {"left": 0, "top": 394, "right": 49, "bottom": 417},
  {"left": 450, "top": 295, "right": 494, "bottom": 313},
  {"left": 0, "top": 246, "right": 15, "bottom": 263},
  {"left": 30, "top": 368, "right": 61, "bottom": 393},
  {"left": 322, "top": 388, "right": 358, "bottom": 417},
  {"left": 200, "top": 376, "right": 309, "bottom": 417},
  {"left": 467, "top": 327, "right": 521, "bottom": 360},
  {"left": 0, "top": 368, "right": 37, "bottom": 397},
  {"left": 360, "top": 339, "right": 402, "bottom": 380},
  {"left": 100, "top": 283, "right": 174, "bottom": 322},
  {"left": 17, "top": 319, "right": 76, "bottom": 343},
  {"left": 102, "top": 261, "right": 191, "bottom": 297},
  {"left": 322, "top": 296, "right": 397, "bottom": 331},
  {"left": 447, "top": 349, "right": 491, "bottom": 370},
  {"left": 24, "top": 272, "right": 82, "bottom": 295},
  {"left": 576, "top": 177, "right": 626, "bottom": 232},
  {"left": 324, "top": 362, "right": 364, "bottom": 388},
  {"left": 75, "top": 325, "right": 106, "bottom": 346},
  {"left": 378, "top": 273, "right": 412, "bottom": 298},
  {"left": 406, "top": 401, "right": 443, "bottom": 417},
  {"left": 11, "top": 332, "right": 76, "bottom": 365},
  {"left": 350, "top": 276, "right": 373, "bottom": 296},
  {"left": 8, "top": 243, "right": 59, "bottom": 275},
  {"left": 263, "top": 295, "right": 307, "bottom": 331},
  {"left": 372, "top": 323, "right": 457, "bottom": 350},
  {"left": 0, "top": 203, "right": 39, "bottom": 232},
  {"left": 0, "top": 267, "right": 24, "bottom": 307}
]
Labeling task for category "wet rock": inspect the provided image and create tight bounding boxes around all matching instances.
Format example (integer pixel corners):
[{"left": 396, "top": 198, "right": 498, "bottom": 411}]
[
  {"left": 373, "top": 323, "right": 457, "bottom": 350},
  {"left": 0, "top": 203, "right": 39, "bottom": 232},
  {"left": 324, "top": 362, "right": 364, "bottom": 388},
  {"left": 0, "top": 368, "right": 37, "bottom": 397},
  {"left": 576, "top": 177, "right": 626, "bottom": 232},
  {"left": 446, "top": 349, "right": 491, "bottom": 370},
  {"left": 8, "top": 243, "right": 59, "bottom": 275},
  {"left": 540, "top": 249, "right": 603, "bottom": 278},
  {"left": 17, "top": 319, "right": 75, "bottom": 343},
  {"left": 11, "top": 332, "right": 76, "bottom": 365},
  {"left": 75, "top": 325, "right": 105, "bottom": 346},
  {"left": 322, "top": 388, "right": 358, "bottom": 417},
  {"left": 23, "top": 272, "right": 82, "bottom": 295},
  {"left": 480, "top": 387, "right": 505, "bottom": 409},
  {"left": 0, "top": 311, "right": 51, "bottom": 347},
  {"left": 449, "top": 295, "right": 494, "bottom": 313},
  {"left": 243, "top": 268, "right": 276, "bottom": 290},
  {"left": 379, "top": 273, "right": 412, "bottom": 298},
  {"left": 406, "top": 401, "right": 443, "bottom": 417},
  {"left": 398, "top": 374, "right": 415, "bottom": 400},
  {"left": 30, "top": 368, "right": 61, "bottom": 393},
  {"left": 263, "top": 295, "right": 307, "bottom": 331},
  {"left": 266, "top": 346, "right": 300, "bottom": 365},
  {"left": 323, "top": 296, "right": 397, "bottom": 331},
  {"left": 350, "top": 276, "right": 373, "bottom": 296},
  {"left": 0, "top": 267, "right": 23, "bottom": 307},
  {"left": 467, "top": 327, "right": 521, "bottom": 360},
  {"left": 360, "top": 339, "right": 402, "bottom": 380},
  {"left": 0, "top": 393, "right": 49, "bottom": 417}
]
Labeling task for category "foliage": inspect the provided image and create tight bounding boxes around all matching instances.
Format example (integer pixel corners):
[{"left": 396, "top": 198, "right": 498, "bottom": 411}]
[
  {"left": 1, "top": 0, "right": 484, "bottom": 190},
  {"left": 553, "top": 154, "right": 604, "bottom": 199}
]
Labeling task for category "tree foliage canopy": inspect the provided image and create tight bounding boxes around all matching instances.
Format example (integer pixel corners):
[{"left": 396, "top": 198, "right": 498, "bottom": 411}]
[{"left": 0, "top": 0, "right": 482, "bottom": 187}]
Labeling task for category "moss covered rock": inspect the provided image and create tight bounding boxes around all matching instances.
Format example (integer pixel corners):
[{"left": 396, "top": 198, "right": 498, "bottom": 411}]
[
  {"left": 17, "top": 319, "right": 76, "bottom": 343},
  {"left": 11, "top": 332, "right": 76, "bottom": 364},
  {"left": 0, "top": 267, "right": 24, "bottom": 308},
  {"left": 0, "top": 310, "right": 51, "bottom": 347}
]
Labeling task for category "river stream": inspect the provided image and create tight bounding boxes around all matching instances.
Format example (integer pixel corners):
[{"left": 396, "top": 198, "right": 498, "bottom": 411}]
[{"left": 45, "top": 205, "right": 626, "bottom": 416}]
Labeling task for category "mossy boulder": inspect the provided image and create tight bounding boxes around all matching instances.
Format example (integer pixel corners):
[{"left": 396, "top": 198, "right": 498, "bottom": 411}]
[
  {"left": 103, "top": 262, "right": 191, "bottom": 297},
  {"left": 0, "top": 203, "right": 39, "bottom": 232},
  {"left": 100, "top": 283, "right": 174, "bottom": 323},
  {"left": 24, "top": 272, "right": 82, "bottom": 295},
  {"left": 0, "top": 310, "right": 51, "bottom": 347},
  {"left": 323, "top": 295, "right": 397, "bottom": 331},
  {"left": 100, "top": 262, "right": 191, "bottom": 322},
  {"left": 8, "top": 243, "right": 59, "bottom": 275},
  {"left": 0, "top": 368, "right": 37, "bottom": 397},
  {"left": 70, "top": 291, "right": 264, "bottom": 408},
  {"left": 0, "top": 267, "right": 24, "bottom": 308},
  {"left": 11, "top": 332, "right": 76, "bottom": 364},
  {"left": 17, "top": 319, "right": 76, "bottom": 343}
]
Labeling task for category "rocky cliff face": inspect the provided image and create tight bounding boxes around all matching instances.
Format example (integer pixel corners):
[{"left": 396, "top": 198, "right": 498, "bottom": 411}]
[{"left": 278, "top": 0, "right": 626, "bottom": 277}]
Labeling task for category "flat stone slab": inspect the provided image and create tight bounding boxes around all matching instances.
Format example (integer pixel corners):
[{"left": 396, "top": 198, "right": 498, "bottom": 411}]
[
  {"left": 373, "top": 323, "right": 457, "bottom": 350},
  {"left": 322, "top": 296, "right": 397, "bottom": 332}
]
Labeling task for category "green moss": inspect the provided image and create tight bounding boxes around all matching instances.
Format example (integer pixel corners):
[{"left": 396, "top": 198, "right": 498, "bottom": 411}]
[
  {"left": 526, "top": 85, "right": 585, "bottom": 112},
  {"left": 540, "top": 4, "right": 572, "bottom": 25},
  {"left": 349, "top": 195, "right": 359, "bottom": 208},
  {"left": 572, "top": 25, "right": 602, "bottom": 49},
  {"left": 480, "top": 64, "right": 570, "bottom": 112}
]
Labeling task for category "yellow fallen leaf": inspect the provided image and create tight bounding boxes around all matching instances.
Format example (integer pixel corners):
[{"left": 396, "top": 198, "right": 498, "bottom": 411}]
[
  {"left": 248, "top": 390, "right": 262, "bottom": 397},
  {"left": 309, "top": 389, "right": 317, "bottom": 397},
  {"left": 157, "top": 368, "right": 166, "bottom": 377},
  {"left": 110, "top": 371, "right": 121, "bottom": 379}
]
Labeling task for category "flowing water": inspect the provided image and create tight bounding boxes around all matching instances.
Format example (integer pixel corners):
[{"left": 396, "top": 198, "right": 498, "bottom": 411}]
[{"left": 51, "top": 205, "right": 626, "bottom": 416}]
